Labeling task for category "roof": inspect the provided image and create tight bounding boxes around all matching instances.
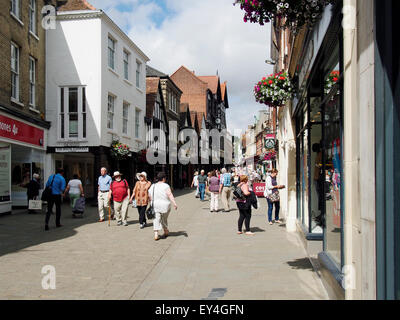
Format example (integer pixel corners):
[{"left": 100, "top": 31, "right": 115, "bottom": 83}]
[
  {"left": 221, "top": 82, "right": 226, "bottom": 100},
  {"left": 146, "top": 77, "right": 160, "bottom": 95},
  {"left": 146, "top": 65, "right": 167, "bottom": 78},
  {"left": 57, "top": 0, "right": 96, "bottom": 11},
  {"left": 198, "top": 76, "right": 219, "bottom": 94}
]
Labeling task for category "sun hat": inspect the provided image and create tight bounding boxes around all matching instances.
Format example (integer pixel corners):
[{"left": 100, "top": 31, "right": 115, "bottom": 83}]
[
  {"left": 113, "top": 171, "right": 122, "bottom": 178},
  {"left": 136, "top": 172, "right": 147, "bottom": 180}
]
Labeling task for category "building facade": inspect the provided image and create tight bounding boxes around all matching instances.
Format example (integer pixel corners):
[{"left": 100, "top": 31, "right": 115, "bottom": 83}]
[
  {"left": 46, "top": 1, "right": 149, "bottom": 196},
  {"left": 273, "top": 0, "right": 400, "bottom": 300},
  {"left": 0, "top": 0, "right": 50, "bottom": 212}
]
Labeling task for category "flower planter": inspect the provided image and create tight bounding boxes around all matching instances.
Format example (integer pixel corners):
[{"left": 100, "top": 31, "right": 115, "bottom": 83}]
[{"left": 254, "top": 72, "right": 293, "bottom": 107}]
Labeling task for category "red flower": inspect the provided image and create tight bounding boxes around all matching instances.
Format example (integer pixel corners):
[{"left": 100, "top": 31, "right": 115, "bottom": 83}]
[
  {"left": 333, "top": 77, "right": 338, "bottom": 82},
  {"left": 279, "top": 76, "right": 285, "bottom": 80},
  {"left": 269, "top": 80, "right": 273, "bottom": 85}
]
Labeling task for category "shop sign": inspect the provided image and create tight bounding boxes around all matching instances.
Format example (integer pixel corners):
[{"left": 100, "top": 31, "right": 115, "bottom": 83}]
[
  {"left": 0, "top": 115, "right": 44, "bottom": 147},
  {"left": 253, "top": 183, "right": 266, "bottom": 198},
  {"left": 55, "top": 147, "right": 89, "bottom": 153}
]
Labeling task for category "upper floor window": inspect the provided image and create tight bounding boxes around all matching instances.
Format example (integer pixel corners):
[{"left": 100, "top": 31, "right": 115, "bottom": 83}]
[
  {"left": 123, "top": 50, "right": 130, "bottom": 80},
  {"left": 108, "top": 36, "right": 116, "bottom": 70},
  {"left": 29, "top": 0, "right": 36, "bottom": 34},
  {"left": 122, "top": 101, "right": 129, "bottom": 135},
  {"left": 107, "top": 94, "right": 115, "bottom": 130},
  {"left": 136, "top": 61, "right": 142, "bottom": 88},
  {"left": 10, "top": 0, "right": 20, "bottom": 19},
  {"left": 135, "top": 109, "right": 140, "bottom": 139},
  {"left": 59, "top": 87, "right": 87, "bottom": 140},
  {"left": 11, "top": 43, "right": 19, "bottom": 101},
  {"left": 29, "top": 57, "right": 36, "bottom": 107}
]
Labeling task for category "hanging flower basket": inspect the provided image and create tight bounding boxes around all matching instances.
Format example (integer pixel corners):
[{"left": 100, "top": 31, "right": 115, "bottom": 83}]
[
  {"left": 234, "top": 0, "right": 336, "bottom": 32},
  {"left": 111, "top": 140, "right": 131, "bottom": 160},
  {"left": 254, "top": 72, "right": 293, "bottom": 107}
]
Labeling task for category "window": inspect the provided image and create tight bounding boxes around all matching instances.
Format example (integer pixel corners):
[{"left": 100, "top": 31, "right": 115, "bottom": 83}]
[
  {"left": 123, "top": 50, "right": 130, "bottom": 80},
  {"left": 29, "top": 0, "right": 36, "bottom": 34},
  {"left": 136, "top": 61, "right": 141, "bottom": 88},
  {"left": 108, "top": 36, "right": 116, "bottom": 70},
  {"left": 10, "top": 0, "right": 20, "bottom": 19},
  {"left": 59, "top": 87, "right": 87, "bottom": 139},
  {"left": 11, "top": 43, "right": 19, "bottom": 101},
  {"left": 68, "top": 88, "right": 78, "bottom": 138},
  {"left": 107, "top": 94, "right": 115, "bottom": 130},
  {"left": 122, "top": 102, "right": 129, "bottom": 135},
  {"left": 29, "top": 57, "right": 36, "bottom": 107},
  {"left": 135, "top": 109, "right": 140, "bottom": 138}
]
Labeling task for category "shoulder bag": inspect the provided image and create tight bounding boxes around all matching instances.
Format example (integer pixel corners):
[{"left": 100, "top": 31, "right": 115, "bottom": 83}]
[
  {"left": 146, "top": 184, "right": 156, "bottom": 220},
  {"left": 41, "top": 175, "right": 56, "bottom": 202}
]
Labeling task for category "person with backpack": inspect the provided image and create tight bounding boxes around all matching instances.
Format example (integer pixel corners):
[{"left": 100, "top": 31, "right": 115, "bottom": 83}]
[
  {"left": 108, "top": 171, "right": 130, "bottom": 226},
  {"left": 44, "top": 168, "right": 66, "bottom": 231},
  {"left": 235, "top": 175, "right": 255, "bottom": 236}
]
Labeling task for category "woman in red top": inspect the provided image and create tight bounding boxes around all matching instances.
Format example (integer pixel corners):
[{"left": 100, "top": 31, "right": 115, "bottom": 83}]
[
  {"left": 108, "top": 172, "right": 130, "bottom": 226},
  {"left": 130, "top": 172, "right": 151, "bottom": 229}
]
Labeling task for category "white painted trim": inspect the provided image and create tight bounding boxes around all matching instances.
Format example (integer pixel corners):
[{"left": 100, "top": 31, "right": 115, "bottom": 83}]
[
  {"left": 10, "top": 12, "right": 24, "bottom": 26},
  {"left": 10, "top": 97, "right": 24, "bottom": 107},
  {"left": 108, "top": 66, "right": 119, "bottom": 78},
  {"left": 29, "top": 106, "right": 40, "bottom": 114},
  {"left": 29, "top": 31, "right": 39, "bottom": 41}
]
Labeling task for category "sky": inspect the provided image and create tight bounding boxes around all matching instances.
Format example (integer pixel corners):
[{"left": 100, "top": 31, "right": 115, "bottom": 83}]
[{"left": 90, "top": 0, "right": 273, "bottom": 135}]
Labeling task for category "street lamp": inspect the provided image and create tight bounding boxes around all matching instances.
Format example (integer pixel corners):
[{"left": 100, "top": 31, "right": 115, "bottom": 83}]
[{"left": 265, "top": 59, "right": 277, "bottom": 65}]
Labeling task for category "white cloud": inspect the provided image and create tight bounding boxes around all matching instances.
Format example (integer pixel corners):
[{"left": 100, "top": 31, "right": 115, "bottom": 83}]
[{"left": 90, "top": 0, "right": 273, "bottom": 135}]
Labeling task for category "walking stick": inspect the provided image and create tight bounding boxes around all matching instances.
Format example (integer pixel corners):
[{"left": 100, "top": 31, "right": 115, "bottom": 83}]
[{"left": 108, "top": 205, "right": 111, "bottom": 227}]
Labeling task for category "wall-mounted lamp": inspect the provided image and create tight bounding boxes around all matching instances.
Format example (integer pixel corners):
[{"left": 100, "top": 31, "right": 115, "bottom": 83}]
[{"left": 265, "top": 59, "right": 277, "bottom": 65}]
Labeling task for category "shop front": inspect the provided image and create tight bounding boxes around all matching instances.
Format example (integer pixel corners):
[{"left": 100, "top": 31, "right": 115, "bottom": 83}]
[
  {"left": 0, "top": 113, "right": 47, "bottom": 212},
  {"left": 292, "top": 2, "right": 344, "bottom": 294}
]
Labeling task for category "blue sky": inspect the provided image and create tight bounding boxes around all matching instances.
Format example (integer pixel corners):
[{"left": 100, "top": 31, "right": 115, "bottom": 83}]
[{"left": 89, "top": 0, "right": 273, "bottom": 133}]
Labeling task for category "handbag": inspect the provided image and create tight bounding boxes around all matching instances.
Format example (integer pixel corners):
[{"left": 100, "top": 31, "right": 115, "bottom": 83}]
[
  {"left": 268, "top": 190, "right": 280, "bottom": 203},
  {"left": 29, "top": 199, "right": 42, "bottom": 210},
  {"left": 146, "top": 184, "right": 156, "bottom": 220},
  {"left": 41, "top": 175, "right": 56, "bottom": 202},
  {"left": 233, "top": 183, "right": 245, "bottom": 200},
  {"left": 132, "top": 199, "right": 137, "bottom": 208}
]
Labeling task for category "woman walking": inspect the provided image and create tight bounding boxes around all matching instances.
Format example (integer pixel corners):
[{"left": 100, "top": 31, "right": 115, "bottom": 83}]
[
  {"left": 148, "top": 172, "right": 178, "bottom": 241},
  {"left": 63, "top": 174, "right": 84, "bottom": 214},
  {"left": 191, "top": 171, "right": 199, "bottom": 198},
  {"left": 235, "top": 175, "right": 255, "bottom": 235},
  {"left": 209, "top": 170, "right": 220, "bottom": 213},
  {"left": 130, "top": 172, "right": 151, "bottom": 229},
  {"left": 264, "top": 169, "right": 285, "bottom": 225}
]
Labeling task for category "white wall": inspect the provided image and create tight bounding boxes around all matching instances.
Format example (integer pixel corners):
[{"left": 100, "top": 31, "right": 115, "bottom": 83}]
[
  {"left": 46, "top": 16, "right": 102, "bottom": 147},
  {"left": 101, "top": 18, "right": 147, "bottom": 153}
]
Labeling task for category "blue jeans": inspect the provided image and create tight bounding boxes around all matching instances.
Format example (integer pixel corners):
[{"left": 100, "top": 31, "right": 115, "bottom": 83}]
[
  {"left": 198, "top": 184, "right": 206, "bottom": 200},
  {"left": 267, "top": 199, "right": 280, "bottom": 222}
]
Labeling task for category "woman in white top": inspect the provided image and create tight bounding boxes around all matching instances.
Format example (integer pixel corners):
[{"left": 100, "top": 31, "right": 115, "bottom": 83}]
[
  {"left": 191, "top": 171, "right": 199, "bottom": 198},
  {"left": 148, "top": 172, "right": 178, "bottom": 241},
  {"left": 63, "top": 174, "right": 84, "bottom": 211}
]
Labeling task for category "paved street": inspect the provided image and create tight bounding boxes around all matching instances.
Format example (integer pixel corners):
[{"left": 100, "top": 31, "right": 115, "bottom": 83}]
[{"left": 0, "top": 190, "right": 328, "bottom": 300}]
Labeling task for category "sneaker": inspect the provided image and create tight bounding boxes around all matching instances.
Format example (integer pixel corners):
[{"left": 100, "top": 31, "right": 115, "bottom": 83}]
[
  {"left": 117, "top": 221, "right": 122, "bottom": 226},
  {"left": 123, "top": 222, "right": 128, "bottom": 226},
  {"left": 140, "top": 224, "right": 145, "bottom": 229}
]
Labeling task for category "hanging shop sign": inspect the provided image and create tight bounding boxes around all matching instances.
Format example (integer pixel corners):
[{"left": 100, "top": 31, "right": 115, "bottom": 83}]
[
  {"left": 0, "top": 114, "right": 44, "bottom": 147},
  {"left": 265, "top": 134, "right": 276, "bottom": 149}
]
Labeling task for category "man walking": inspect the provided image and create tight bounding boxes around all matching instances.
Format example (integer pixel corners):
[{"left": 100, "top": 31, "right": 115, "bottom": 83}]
[
  {"left": 219, "top": 168, "right": 232, "bottom": 212},
  {"left": 45, "top": 168, "right": 66, "bottom": 231},
  {"left": 108, "top": 172, "right": 130, "bottom": 226},
  {"left": 98, "top": 167, "right": 112, "bottom": 222},
  {"left": 197, "top": 170, "right": 207, "bottom": 201}
]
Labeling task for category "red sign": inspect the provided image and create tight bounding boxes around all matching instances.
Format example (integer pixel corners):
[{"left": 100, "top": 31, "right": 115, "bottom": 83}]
[
  {"left": 253, "top": 183, "right": 266, "bottom": 197},
  {"left": 0, "top": 115, "right": 44, "bottom": 147}
]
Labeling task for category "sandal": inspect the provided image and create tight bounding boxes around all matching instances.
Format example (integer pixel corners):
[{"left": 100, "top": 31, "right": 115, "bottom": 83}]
[
  {"left": 245, "top": 232, "right": 255, "bottom": 236},
  {"left": 269, "top": 222, "right": 273, "bottom": 225},
  {"left": 237, "top": 231, "right": 243, "bottom": 235}
]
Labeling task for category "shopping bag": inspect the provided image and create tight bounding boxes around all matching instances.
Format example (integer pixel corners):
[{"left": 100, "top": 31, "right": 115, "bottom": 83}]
[{"left": 29, "top": 200, "right": 42, "bottom": 210}]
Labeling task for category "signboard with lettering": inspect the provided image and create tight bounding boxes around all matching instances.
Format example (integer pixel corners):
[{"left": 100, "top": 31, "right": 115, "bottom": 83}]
[
  {"left": 0, "top": 115, "right": 44, "bottom": 147},
  {"left": 253, "top": 183, "right": 266, "bottom": 198},
  {"left": 55, "top": 148, "right": 89, "bottom": 153}
]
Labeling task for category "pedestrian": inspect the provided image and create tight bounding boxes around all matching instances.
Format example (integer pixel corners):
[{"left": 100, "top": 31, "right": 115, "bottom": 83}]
[
  {"left": 63, "top": 174, "right": 84, "bottom": 215},
  {"left": 235, "top": 175, "right": 255, "bottom": 235},
  {"left": 191, "top": 171, "right": 199, "bottom": 198},
  {"left": 219, "top": 168, "right": 233, "bottom": 212},
  {"left": 22, "top": 173, "right": 41, "bottom": 214},
  {"left": 232, "top": 172, "right": 240, "bottom": 185},
  {"left": 44, "top": 168, "right": 66, "bottom": 231},
  {"left": 197, "top": 170, "right": 207, "bottom": 201},
  {"left": 97, "top": 167, "right": 112, "bottom": 222},
  {"left": 209, "top": 170, "right": 220, "bottom": 213},
  {"left": 130, "top": 172, "right": 151, "bottom": 229},
  {"left": 264, "top": 169, "right": 285, "bottom": 225},
  {"left": 109, "top": 172, "right": 130, "bottom": 226},
  {"left": 148, "top": 172, "right": 178, "bottom": 241}
]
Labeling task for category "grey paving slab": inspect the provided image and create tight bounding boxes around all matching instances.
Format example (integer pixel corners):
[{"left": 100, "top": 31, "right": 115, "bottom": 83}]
[{"left": 0, "top": 189, "right": 328, "bottom": 300}]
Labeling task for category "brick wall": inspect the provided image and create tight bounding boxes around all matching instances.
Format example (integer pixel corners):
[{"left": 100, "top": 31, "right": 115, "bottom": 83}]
[{"left": 0, "top": 0, "right": 47, "bottom": 122}]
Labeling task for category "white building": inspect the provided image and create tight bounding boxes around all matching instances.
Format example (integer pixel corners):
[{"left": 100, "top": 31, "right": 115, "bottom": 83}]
[{"left": 46, "top": 5, "right": 149, "bottom": 197}]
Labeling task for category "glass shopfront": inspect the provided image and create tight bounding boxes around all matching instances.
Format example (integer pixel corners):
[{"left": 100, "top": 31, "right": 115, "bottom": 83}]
[{"left": 295, "top": 32, "right": 343, "bottom": 268}]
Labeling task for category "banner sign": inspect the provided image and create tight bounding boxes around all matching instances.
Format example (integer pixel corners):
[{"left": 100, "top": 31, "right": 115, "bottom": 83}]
[
  {"left": 0, "top": 115, "right": 44, "bottom": 147},
  {"left": 253, "top": 183, "right": 266, "bottom": 198}
]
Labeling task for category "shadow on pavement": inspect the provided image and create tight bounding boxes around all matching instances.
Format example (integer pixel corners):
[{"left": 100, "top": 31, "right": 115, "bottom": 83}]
[
  {"left": 167, "top": 231, "right": 188, "bottom": 238},
  {"left": 251, "top": 227, "right": 266, "bottom": 233},
  {"left": 286, "top": 258, "right": 314, "bottom": 271}
]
